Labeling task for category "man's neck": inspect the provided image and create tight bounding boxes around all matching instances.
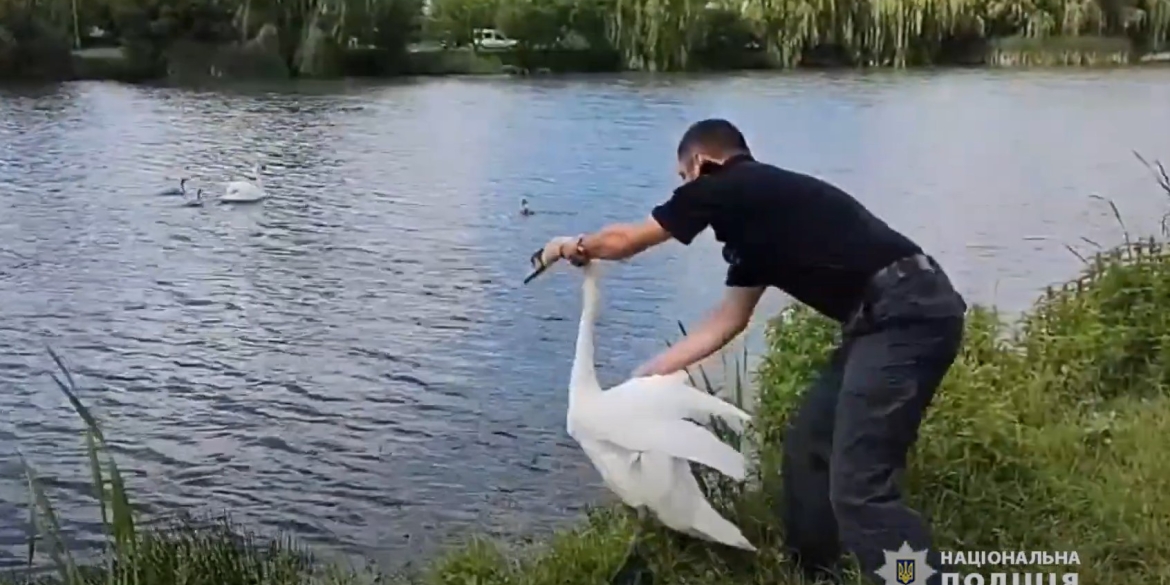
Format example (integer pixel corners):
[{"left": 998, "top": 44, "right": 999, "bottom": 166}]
[{"left": 721, "top": 152, "right": 754, "bottom": 166}]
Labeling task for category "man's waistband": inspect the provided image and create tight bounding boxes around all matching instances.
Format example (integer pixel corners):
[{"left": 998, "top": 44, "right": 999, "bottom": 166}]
[
  {"left": 869, "top": 253, "right": 936, "bottom": 293},
  {"left": 855, "top": 254, "right": 939, "bottom": 310},
  {"left": 845, "top": 253, "right": 960, "bottom": 334},
  {"left": 845, "top": 253, "right": 939, "bottom": 330}
]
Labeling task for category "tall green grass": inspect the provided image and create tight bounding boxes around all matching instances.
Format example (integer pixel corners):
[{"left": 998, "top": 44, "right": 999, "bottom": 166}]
[{"left": 10, "top": 350, "right": 384, "bottom": 585}]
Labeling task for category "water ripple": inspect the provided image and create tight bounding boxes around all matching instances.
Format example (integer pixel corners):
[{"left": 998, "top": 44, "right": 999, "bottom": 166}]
[{"left": 1, "top": 70, "right": 1169, "bottom": 568}]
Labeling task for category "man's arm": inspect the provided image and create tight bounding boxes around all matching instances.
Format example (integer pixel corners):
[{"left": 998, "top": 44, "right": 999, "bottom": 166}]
[
  {"left": 572, "top": 216, "right": 673, "bottom": 261},
  {"left": 554, "top": 176, "right": 719, "bottom": 263},
  {"left": 632, "top": 285, "right": 765, "bottom": 377}
]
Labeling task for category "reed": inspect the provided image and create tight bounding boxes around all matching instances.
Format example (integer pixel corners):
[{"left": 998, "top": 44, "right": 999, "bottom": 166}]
[{"left": 11, "top": 350, "right": 379, "bottom": 585}]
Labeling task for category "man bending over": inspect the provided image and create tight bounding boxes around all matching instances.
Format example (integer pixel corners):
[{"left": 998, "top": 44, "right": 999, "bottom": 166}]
[{"left": 537, "top": 118, "right": 966, "bottom": 584}]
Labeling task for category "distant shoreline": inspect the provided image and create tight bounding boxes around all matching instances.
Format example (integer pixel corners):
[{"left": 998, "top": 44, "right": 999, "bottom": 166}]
[
  {"left": 121, "top": 42, "right": 1170, "bottom": 78},
  {"left": 7, "top": 38, "right": 1162, "bottom": 87}
]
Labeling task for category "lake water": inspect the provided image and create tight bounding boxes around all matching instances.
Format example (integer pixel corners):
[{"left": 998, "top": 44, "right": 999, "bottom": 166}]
[{"left": 0, "top": 69, "right": 1168, "bottom": 570}]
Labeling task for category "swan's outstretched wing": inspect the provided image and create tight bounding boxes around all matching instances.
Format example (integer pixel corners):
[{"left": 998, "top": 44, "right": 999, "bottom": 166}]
[
  {"left": 573, "top": 414, "right": 746, "bottom": 480},
  {"left": 633, "top": 451, "right": 756, "bottom": 551},
  {"left": 602, "top": 372, "right": 751, "bottom": 432},
  {"left": 662, "top": 457, "right": 756, "bottom": 550}
]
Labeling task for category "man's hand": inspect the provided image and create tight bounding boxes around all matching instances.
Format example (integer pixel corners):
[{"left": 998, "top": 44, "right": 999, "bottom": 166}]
[
  {"left": 560, "top": 236, "right": 590, "bottom": 266},
  {"left": 631, "top": 362, "right": 658, "bottom": 378},
  {"left": 536, "top": 236, "right": 583, "bottom": 269}
]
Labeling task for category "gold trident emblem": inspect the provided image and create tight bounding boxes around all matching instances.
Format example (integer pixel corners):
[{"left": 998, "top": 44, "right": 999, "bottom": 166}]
[{"left": 896, "top": 559, "right": 915, "bottom": 584}]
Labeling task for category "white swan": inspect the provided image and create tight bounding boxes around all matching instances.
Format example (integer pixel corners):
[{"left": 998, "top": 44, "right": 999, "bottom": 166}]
[
  {"left": 533, "top": 243, "right": 755, "bottom": 568},
  {"left": 222, "top": 164, "right": 267, "bottom": 203}
]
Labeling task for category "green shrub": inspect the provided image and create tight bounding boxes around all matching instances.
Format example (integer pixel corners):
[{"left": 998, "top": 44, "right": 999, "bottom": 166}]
[{"left": 0, "top": 10, "right": 74, "bottom": 80}]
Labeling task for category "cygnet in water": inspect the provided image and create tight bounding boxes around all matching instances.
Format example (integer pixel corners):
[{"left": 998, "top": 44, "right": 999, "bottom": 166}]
[
  {"left": 159, "top": 178, "right": 188, "bottom": 196},
  {"left": 182, "top": 189, "right": 205, "bottom": 207}
]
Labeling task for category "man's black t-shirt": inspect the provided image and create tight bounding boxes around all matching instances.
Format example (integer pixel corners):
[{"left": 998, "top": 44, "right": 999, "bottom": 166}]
[{"left": 651, "top": 154, "right": 922, "bottom": 323}]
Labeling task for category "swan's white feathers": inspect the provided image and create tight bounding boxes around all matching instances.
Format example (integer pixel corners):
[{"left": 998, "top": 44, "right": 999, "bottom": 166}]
[
  {"left": 599, "top": 373, "right": 751, "bottom": 434},
  {"left": 576, "top": 437, "right": 756, "bottom": 551},
  {"left": 565, "top": 262, "right": 756, "bottom": 552},
  {"left": 570, "top": 411, "right": 746, "bottom": 480},
  {"left": 222, "top": 164, "right": 268, "bottom": 202},
  {"left": 658, "top": 457, "right": 756, "bottom": 551},
  {"left": 575, "top": 438, "right": 650, "bottom": 505},
  {"left": 223, "top": 181, "right": 265, "bottom": 202}
]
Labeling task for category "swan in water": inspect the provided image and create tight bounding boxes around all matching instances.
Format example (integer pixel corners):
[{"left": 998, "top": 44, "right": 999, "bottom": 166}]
[
  {"left": 182, "top": 189, "right": 205, "bottom": 207},
  {"left": 158, "top": 178, "right": 188, "bottom": 196},
  {"left": 222, "top": 164, "right": 267, "bottom": 203},
  {"left": 530, "top": 242, "right": 755, "bottom": 576}
]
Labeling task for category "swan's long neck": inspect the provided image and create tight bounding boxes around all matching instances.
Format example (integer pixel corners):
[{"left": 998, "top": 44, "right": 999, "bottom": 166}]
[{"left": 569, "top": 264, "right": 601, "bottom": 397}]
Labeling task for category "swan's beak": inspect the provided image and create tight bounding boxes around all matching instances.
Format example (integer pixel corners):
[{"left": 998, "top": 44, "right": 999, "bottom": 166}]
[
  {"left": 523, "top": 250, "right": 550, "bottom": 284},
  {"left": 523, "top": 236, "right": 576, "bottom": 284}
]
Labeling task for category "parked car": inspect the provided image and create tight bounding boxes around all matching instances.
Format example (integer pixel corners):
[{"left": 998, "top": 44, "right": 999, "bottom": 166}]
[{"left": 473, "top": 28, "right": 518, "bottom": 51}]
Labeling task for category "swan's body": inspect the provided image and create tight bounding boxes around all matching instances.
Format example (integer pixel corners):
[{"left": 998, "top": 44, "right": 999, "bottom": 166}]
[
  {"left": 566, "top": 262, "right": 755, "bottom": 551},
  {"left": 159, "top": 178, "right": 187, "bottom": 196},
  {"left": 222, "top": 165, "right": 267, "bottom": 203}
]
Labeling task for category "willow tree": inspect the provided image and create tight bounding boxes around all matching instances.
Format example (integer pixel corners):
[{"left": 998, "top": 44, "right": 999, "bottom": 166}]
[
  {"left": 740, "top": 0, "right": 1132, "bottom": 66},
  {"left": 429, "top": 0, "right": 498, "bottom": 47},
  {"left": 610, "top": 0, "right": 704, "bottom": 70},
  {"left": 0, "top": 0, "right": 77, "bottom": 45},
  {"left": 496, "top": 0, "right": 569, "bottom": 48},
  {"left": 1131, "top": 0, "right": 1170, "bottom": 50},
  {"left": 230, "top": 0, "right": 418, "bottom": 72},
  {"left": 0, "top": 0, "right": 76, "bottom": 79}
]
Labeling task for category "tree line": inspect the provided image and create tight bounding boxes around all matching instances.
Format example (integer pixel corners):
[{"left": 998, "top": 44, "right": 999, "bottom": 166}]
[{"left": 2, "top": 0, "right": 1168, "bottom": 79}]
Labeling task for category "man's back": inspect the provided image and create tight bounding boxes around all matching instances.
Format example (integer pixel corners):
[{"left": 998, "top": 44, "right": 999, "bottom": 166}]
[{"left": 653, "top": 154, "right": 922, "bottom": 321}]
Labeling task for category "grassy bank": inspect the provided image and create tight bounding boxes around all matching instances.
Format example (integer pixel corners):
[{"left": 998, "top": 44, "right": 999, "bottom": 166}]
[{"left": 8, "top": 172, "right": 1170, "bottom": 584}]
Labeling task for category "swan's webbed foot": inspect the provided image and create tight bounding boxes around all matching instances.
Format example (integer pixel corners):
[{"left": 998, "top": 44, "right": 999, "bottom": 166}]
[{"left": 610, "top": 508, "right": 654, "bottom": 585}]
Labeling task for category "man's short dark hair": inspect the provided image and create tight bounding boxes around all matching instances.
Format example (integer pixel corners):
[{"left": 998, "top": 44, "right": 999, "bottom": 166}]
[{"left": 677, "top": 119, "right": 749, "bottom": 159}]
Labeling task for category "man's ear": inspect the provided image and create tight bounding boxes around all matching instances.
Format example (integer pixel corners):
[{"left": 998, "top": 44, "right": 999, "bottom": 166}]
[{"left": 695, "top": 152, "right": 729, "bottom": 177}]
